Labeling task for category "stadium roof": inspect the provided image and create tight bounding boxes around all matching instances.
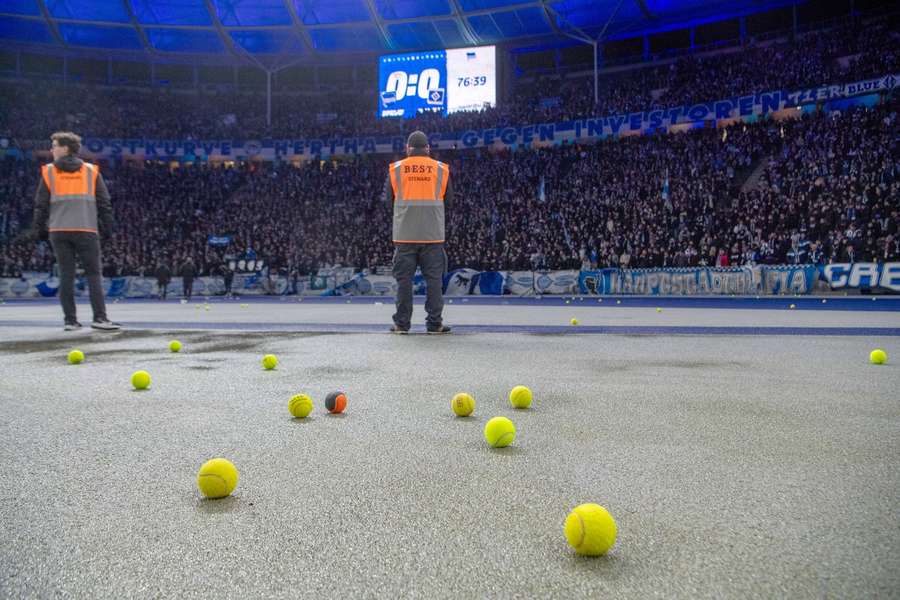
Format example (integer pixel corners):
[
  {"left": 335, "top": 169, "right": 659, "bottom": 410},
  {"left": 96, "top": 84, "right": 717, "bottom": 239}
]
[{"left": 0, "top": 0, "right": 800, "bottom": 66}]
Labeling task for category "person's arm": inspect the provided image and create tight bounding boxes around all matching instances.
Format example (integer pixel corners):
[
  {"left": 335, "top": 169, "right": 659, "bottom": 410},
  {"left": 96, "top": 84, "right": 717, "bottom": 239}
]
[
  {"left": 444, "top": 177, "right": 454, "bottom": 212},
  {"left": 383, "top": 173, "right": 394, "bottom": 207},
  {"left": 31, "top": 177, "right": 50, "bottom": 240},
  {"left": 95, "top": 172, "right": 114, "bottom": 237}
]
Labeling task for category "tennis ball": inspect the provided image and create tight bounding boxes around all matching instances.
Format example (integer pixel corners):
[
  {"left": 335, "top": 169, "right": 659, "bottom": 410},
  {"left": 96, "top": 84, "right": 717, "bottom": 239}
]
[
  {"left": 169, "top": 340, "right": 182, "bottom": 353},
  {"left": 656, "top": 307, "right": 662, "bottom": 313},
  {"left": 68, "top": 349, "right": 84, "bottom": 364},
  {"left": 789, "top": 304, "right": 796, "bottom": 309},
  {"left": 262, "top": 354, "right": 278, "bottom": 370},
  {"left": 131, "top": 370, "right": 151, "bottom": 390},
  {"left": 570, "top": 318, "right": 578, "bottom": 326},
  {"left": 240, "top": 303, "right": 249, "bottom": 308},
  {"left": 870, "top": 349, "right": 887, "bottom": 365},
  {"left": 484, "top": 417, "right": 515, "bottom": 448},
  {"left": 564, "top": 503, "right": 617, "bottom": 556},
  {"left": 289, "top": 393, "right": 313, "bottom": 418},
  {"left": 451, "top": 392, "right": 475, "bottom": 417},
  {"left": 616, "top": 300, "right": 621, "bottom": 305},
  {"left": 509, "top": 385, "right": 532, "bottom": 409},
  {"left": 325, "top": 391, "right": 347, "bottom": 414},
  {"left": 196, "top": 458, "right": 238, "bottom": 499}
]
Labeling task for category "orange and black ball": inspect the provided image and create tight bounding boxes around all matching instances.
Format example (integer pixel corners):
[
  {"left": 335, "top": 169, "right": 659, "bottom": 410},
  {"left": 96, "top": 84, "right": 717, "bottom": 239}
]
[{"left": 325, "top": 391, "right": 347, "bottom": 414}]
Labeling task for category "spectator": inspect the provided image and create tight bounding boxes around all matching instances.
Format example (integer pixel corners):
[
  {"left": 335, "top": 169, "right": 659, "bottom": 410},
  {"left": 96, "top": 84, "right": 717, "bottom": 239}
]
[
  {"left": 180, "top": 257, "right": 196, "bottom": 300},
  {"left": 156, "top": 261, "right": 171, "bottom": 300},
  {"left": 221, "top": 262, "right": 234, "bottom": 297}
]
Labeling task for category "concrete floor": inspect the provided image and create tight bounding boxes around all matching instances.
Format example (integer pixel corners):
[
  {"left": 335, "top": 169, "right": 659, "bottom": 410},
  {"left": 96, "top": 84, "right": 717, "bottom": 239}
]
[{"left": 0, "top": 298, "right": 898, "bottom": 599}]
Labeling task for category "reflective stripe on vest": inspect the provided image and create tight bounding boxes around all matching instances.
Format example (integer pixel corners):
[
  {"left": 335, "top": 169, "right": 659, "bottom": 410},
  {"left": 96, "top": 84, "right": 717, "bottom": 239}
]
[
  {"left": 43, "top": 162, "right": 100, "bottom": 233},
  {"left": 390, "top": 157, "right": 448, "bottom": 244}
]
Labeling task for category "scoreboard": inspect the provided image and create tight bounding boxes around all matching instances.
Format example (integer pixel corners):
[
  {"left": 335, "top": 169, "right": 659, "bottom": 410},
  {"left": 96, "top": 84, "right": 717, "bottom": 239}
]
[{"left": 378, "top": 45, "right": 496, "bottom": 119}]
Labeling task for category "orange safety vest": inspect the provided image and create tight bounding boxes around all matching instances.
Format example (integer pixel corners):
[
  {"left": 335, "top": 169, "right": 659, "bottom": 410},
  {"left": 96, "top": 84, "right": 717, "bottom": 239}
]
[
  {"left": 41, "top": 162, "right": 100, "bottom": 233},
  {"left": 389, "top": 155, "right": 449, "bottom": 244}
]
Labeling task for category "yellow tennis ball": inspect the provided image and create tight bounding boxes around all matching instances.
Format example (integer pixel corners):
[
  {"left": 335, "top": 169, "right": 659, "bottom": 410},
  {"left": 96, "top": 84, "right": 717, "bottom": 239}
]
[
  {"left": 509, "top": 385, "right": 532, "bottom": 409},
  {"left": 169, "top": 340, "right": 182, "bottom": 353},
  {"left": 564, "top": 503, "right": 617, "bottom": 556},
  {"left": 68, "top": 349, "right": 84, "bottom": 364},
  {"left": 484, "top": 416, "right": 515, "bottom": 448},
  {"left": 870, "top": 349, "right": 887, "bottom": 365},
  {"left": 451, "top": 392, "right": 475, "bottom": 417},
  {"left": 656, "top": 307, "right": 662, "bottom": 313},
  {"left": 131, "top": 370, "right": 151, "bottom": 390},
  {"left": 570, "top": 317, "right": 578, "bottom": 326},
  {"left": 289, "top": 393, "right": 313, "bottom": 418},
  {"left": 262, "top": 354, "right": 278, "bottom": 370},
  {"left": 197, "top": 458, "right": 238, "bottom": 499}
]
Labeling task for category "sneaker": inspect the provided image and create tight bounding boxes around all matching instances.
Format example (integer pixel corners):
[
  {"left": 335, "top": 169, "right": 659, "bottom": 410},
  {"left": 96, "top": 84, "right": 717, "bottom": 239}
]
[
  {"left": 426, "top": 325, "right": 452, "bottom": 334},
  {"left": 91, "top": 319, "right": 122, "bottom": 331},
  {"left": 64, "top": 321, "right": 83, "bottom": 331},
  {"left": 390, "top": 325, "right": 410, "bottom": 334}
]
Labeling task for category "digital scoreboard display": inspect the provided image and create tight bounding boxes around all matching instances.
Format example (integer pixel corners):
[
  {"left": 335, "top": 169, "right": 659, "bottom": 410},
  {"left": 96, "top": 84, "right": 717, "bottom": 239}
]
[{"left": 378, "top": 45, "right": 496, "bottom": 119}]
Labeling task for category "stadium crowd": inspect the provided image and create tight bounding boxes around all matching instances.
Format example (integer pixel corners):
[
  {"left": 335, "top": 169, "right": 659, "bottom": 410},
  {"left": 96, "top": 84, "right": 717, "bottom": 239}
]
[
  {"left": 0, "top": 18, "right": 896, "bottom": 143},
  {"left": 0, "top": 98, "right": 897, "bottom": 279}
]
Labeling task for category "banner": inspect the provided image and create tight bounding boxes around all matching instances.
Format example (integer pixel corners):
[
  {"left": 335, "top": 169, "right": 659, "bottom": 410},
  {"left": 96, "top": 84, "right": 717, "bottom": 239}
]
[
  {"left": 506, "top": 270, "right": 579, "bottom": 295},
  {"left": 326, "top": 273, "right": 396, "bottom": 296},
  {"left": 579, "top": 265, "right": 819, "bottom": 295},
  {"left": 474, "top": 271, "right": 506, "bottom": 295},
  {"left": 2, "top": 263, "right": 895, "bottom": 298},
  {"left": 443, "top": 269, "right": 479, "bottom": 296},
  {"left": 67, "top": 74, "right": 897, "bottom": 160},
  {"left": 506, "top": 271, "right": 538, "bottom": 296},
  {"left": 820, "top": 262, "right": 900, "bottom": 292},
  {"left": 207, "top": 235, "right": 232, "bottom": 246}
]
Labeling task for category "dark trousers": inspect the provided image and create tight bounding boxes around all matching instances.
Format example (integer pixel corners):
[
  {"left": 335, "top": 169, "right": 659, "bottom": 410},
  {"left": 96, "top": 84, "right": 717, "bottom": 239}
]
[
  {"left": 392, "top": 243, "right": 447, "bottom": 329},
  {"left": 49, "top": 232, "right": 107, "bottom": 323},
  {"left": 183, "top": 277, "right": 193, "bottom": 299},
  {"left": 158, "top": 281, "right": 169, "bottom": 299}
]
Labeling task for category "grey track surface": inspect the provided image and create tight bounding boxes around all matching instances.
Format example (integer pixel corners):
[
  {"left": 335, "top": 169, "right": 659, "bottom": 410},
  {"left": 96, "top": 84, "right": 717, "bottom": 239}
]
[
  {"left": 0, "top": 301, "right": 898, "bottom": 599},
  {"left": 2, "top": 296, "right": 900, "bottom": 330}
]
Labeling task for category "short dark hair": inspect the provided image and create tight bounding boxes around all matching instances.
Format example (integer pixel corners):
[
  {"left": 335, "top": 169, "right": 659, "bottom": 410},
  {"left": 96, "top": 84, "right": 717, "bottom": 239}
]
[
  {"left": 407, "top": 131, "right": 429, "bottom": 149},
  {"left": 51, "top": 131, "right": 81, "bottom": 155}
]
